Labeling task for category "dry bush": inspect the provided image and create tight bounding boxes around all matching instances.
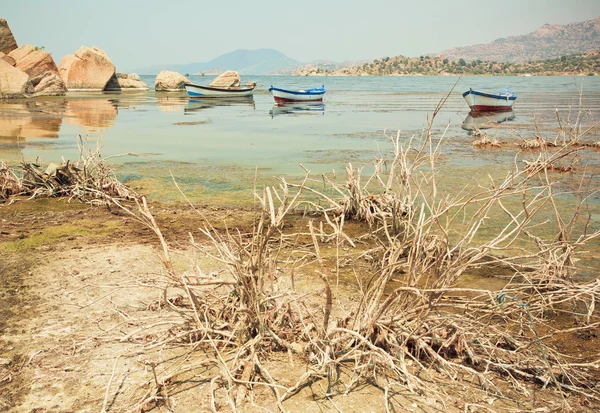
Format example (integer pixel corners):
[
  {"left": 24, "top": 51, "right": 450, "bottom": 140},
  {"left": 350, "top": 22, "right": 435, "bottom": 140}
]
[
  {"left": 103, "top": 89, "right": 600, "bottom": 411},
  {"left": 0, "top": 160, "right": 22, "bottom": 200},
  {"left": 472, "top": 131, "right": 501, "bottom": 147},
  {"left": 2, "top": 135, "right": 138, "bottom": 204}
]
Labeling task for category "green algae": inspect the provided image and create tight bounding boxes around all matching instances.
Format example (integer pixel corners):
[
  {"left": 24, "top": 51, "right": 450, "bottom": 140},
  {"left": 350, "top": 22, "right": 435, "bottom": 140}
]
[{"left": 0, "top": 219, "right": 121, "bottom": 253}]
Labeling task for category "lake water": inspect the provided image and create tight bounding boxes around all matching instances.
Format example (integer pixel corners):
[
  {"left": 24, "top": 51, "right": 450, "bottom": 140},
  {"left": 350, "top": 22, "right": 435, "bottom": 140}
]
[{"left": 1, "top": 75, "right": 600, "bottom": 204}]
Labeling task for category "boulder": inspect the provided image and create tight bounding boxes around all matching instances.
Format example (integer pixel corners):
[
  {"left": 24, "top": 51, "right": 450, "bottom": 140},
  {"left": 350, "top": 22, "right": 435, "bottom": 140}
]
[
  {"left": 58, "top": 46, "right": 116, "bottom": 90},
  {"left": 154, "top": 70, "right": 189, "bottom": 91},
  {"left": 8, "top": 44, "right": 60, "bottom": 78},
  {"left": 30, "top": 71, "right": 67, "bottom": 96},
  {"left": 104, "top": 72, "right": 149, "bottom": 90},
  {"left": 0, "top": 18, "right": 17, "bottom": 54},
  {"left": 209, "top": 70, "right": 240, "bottom": 88},
  {"left": 0, "top": 59, "right": 33, "bottom": 98}
]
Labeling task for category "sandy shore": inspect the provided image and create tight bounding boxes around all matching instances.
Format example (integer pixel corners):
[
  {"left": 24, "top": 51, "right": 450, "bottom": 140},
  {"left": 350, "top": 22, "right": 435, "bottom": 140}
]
[{"left": 0, "top": 198, "right": 597, "bottom": 412}]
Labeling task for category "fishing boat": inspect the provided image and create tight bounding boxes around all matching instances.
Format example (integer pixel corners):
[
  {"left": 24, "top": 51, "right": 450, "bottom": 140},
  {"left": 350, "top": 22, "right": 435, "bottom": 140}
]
[
  {"left": 462, "top": 87, "right": 517, "bottom": 112},
  {"left": 268, "top": 85, "right": 326, "bottom": 104},
  {"left": 184, "top": 82, "right": 255, "bottom": 98}
]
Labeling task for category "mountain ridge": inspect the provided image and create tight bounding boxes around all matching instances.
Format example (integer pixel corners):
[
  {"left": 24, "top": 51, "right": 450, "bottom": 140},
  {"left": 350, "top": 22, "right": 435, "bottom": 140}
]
[
  {"left": 431, "top": 16, "right": 600, "bottom": 63},
  {"left": 133, "top": 48, "right": 300, "bottom": 75}
]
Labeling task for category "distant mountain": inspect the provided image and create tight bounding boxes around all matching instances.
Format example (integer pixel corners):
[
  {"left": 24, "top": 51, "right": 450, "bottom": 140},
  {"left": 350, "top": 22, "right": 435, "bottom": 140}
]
[
  {"left": 134, "top": 49, "right": 300, "bottom": 75},
  {"left": 432, "top": 16, "right": 600, "bottom": 63}
]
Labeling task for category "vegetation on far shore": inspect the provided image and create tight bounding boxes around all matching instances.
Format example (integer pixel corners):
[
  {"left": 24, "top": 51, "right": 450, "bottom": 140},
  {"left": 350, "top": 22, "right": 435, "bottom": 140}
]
[{"left": 297, "top": 50, "right": 600, "bottom": 76}]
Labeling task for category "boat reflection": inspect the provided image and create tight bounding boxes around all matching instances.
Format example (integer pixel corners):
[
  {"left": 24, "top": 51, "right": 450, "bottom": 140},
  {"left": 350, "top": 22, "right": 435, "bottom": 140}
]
[
  {"left": 462, "top": 110, "right": 515, "bottom": 134},
  {"left": 270, "top": 103, "right": 325, "bottom": 118},
  {"left": 184, "top": 97, "right": 255, "bottom": 113}
]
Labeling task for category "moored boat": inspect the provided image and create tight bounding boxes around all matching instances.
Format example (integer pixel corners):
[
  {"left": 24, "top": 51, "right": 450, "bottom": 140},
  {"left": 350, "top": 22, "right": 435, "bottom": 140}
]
[
  {"left": 184, "top": 82, "right": 255, "bottom": 98},
  {"left": 462, "top": 87, "right": 517, "bottom": 112},
  {"left": 269, "top": 85, "right": 326, "bottom": 104}
]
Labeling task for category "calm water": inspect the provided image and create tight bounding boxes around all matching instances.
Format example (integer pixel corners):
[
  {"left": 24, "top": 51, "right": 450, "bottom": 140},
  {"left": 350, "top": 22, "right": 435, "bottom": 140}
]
[
  {"left": 2, "top": 75, "right": 600, "bottom": 277},
  {"left": 1, "top": 75, "right": 600, "bottom": 202}
]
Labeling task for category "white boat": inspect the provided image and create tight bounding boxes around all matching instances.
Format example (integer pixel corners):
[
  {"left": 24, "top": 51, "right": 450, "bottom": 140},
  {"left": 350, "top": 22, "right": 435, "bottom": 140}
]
[
  {"left": 268, "top": 85, "right": 326, "bottom": 104},
  {"left": 462, "top": 87, "right": 517, "bottom": 112},
  {"left": 184, "top": 82, "right": 255, "bottom": 98}
]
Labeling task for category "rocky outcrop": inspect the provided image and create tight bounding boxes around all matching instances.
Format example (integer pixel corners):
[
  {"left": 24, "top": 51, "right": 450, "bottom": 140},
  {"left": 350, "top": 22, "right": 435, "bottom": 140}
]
[
  {"left": 2, "top": 44, "right": 67, "bottom": 97},
  {"left": 0, "top": 59, "right": 33, "bottom": 98},
  {"left": 0, "top": 18, "right": 17, "bottom": 54},
  {"left": 432, "top": 16, "right": 600, "bottom": 63},
  {"left": 0, "top": 19, "right": 67, "bottom": 98},
  {"left": 0, "top": 51, "right": 15, "bottom": 66},
  {"left": 104, "top": 72, "right": 148, "bottom": 90},
  {"left": 209, "top": 70, "right": 240, "bottom": 88},
  {"left": 154, "top": 70, "right": 189, "bottom": 91},
  {"left": 58, "top": 46, "right": 116, "bottom": 90},
  {"left": 30, "top": 71, "right": 68, "bottom": 96},
  {"left": 8, "top": 45, "right": 60, "bottom": 78}
]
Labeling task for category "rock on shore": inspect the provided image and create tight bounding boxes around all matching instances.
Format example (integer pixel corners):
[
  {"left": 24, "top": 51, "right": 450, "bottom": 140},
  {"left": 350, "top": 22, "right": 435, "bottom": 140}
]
[
  {"left": 0, "top": 44, "right": 67, "bottom": 98},
  {"left": 0, "top": 59, "right": 33, "bottom": 98},
  {"left": 209, "top": 70, "right": 240, "bottom": 88},
  {"left": 0, "top": 18, "right": 17, "bottom": 54},
  {"left": 58, "top": 46, "right": 116, "bottom": 90},
  {"left": 154, "top": 70, "right": 189, "bottom": 91},
  {"left": 9, "top": 45, "right": 60, "bottom": 78},
  {"left": 105, "top": 72, "right": 149, "bottom": 91}
]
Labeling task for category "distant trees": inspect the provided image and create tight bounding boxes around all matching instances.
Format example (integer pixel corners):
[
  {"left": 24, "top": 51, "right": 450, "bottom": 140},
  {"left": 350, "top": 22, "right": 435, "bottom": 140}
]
[{"left": 458, "top": 58, "right": 467, "bottom": 66}]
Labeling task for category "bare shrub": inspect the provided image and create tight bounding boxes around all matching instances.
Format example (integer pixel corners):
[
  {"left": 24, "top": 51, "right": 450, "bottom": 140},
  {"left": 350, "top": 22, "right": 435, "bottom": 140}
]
[{"left": 103, "top": 88, "right": 600, "bottom": 411}]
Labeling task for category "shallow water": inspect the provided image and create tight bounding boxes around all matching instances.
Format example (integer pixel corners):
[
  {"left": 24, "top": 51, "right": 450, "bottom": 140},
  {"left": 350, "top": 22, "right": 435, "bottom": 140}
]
[
  {"left": 1, "top": 75, "right": 600, "bottom": 200},
  {"left": 2, "top": 75, "right": 600, "bottom": 278}
]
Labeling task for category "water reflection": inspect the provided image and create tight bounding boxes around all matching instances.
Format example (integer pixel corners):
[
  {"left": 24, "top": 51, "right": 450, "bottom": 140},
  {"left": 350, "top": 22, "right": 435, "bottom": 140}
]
[
  {"left": 270, "top": 103, "right": 325, "bottom": 118},
  {"left": 184, "top": 98, "right": 255, "bottom": 114},
  {"left": 63, "top": 98, "right": 118, "bottom": 131},
  {"left": 156, "top": 95, "right": 189, "bottom": 113},
  {"left": 0, "top": 100, "right": 64, "bottom": 141},
  {"left": 462, "top": 110, "right": 515, "bottom": 134}
]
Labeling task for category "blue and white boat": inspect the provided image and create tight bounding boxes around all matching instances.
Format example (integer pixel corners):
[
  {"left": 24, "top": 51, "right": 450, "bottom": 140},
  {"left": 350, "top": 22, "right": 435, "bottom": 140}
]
[
  {"left": 269, "top": 85, "right": 326, "bottom": 104},
  {"left": 462, "top": 87, "right": 517, "bottom": 112}
]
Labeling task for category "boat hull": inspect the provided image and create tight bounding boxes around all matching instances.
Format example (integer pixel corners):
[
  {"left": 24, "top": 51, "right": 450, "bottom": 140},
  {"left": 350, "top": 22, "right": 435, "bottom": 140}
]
[
  {"left": 269, "top": 87, "right": 325, "bottom": 103},
  {"left": 184, "top": 83, "right": 255, "bottom": 98},
  {"left": 462, "top": 90, "right": 516, "bottom": 112}
]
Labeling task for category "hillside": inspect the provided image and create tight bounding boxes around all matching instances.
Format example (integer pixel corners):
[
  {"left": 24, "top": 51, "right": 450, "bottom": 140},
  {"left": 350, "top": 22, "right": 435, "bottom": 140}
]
[
  {"left": 134, "top": 49, "right": 300, "bottom": 75},
  {"left": 294, "top": 51, "right": 600, "bottom": 76},
  {"left": 433, "top": 16, "right": 600, "bottom": 63},
  {"left": 268, "top": 59, "right": 369, "bottom": 75}
]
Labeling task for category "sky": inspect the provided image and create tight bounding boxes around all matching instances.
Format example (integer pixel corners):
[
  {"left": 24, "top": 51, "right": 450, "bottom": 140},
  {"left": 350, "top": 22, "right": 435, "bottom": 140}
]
[{"left": 3, "top": 0, "right": 600, "bottom": 72}]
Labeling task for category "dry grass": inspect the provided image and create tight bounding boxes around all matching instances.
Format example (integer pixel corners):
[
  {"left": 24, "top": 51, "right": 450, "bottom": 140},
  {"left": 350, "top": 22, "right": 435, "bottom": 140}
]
[
  {"left": 98, "top": 89, "right": 600, "bottom": 412},
  {"left": 3, "top": 90, "right": 599, "bottom": 411},
  {"left": 0, "top": 135, "right": 138, "bottom": 205}
]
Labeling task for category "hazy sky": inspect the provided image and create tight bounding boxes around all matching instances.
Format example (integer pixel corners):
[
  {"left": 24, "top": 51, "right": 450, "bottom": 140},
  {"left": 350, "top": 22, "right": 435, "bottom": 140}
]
[{"left": 3, "top": 0, "right": 600, "bottom": 72}]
